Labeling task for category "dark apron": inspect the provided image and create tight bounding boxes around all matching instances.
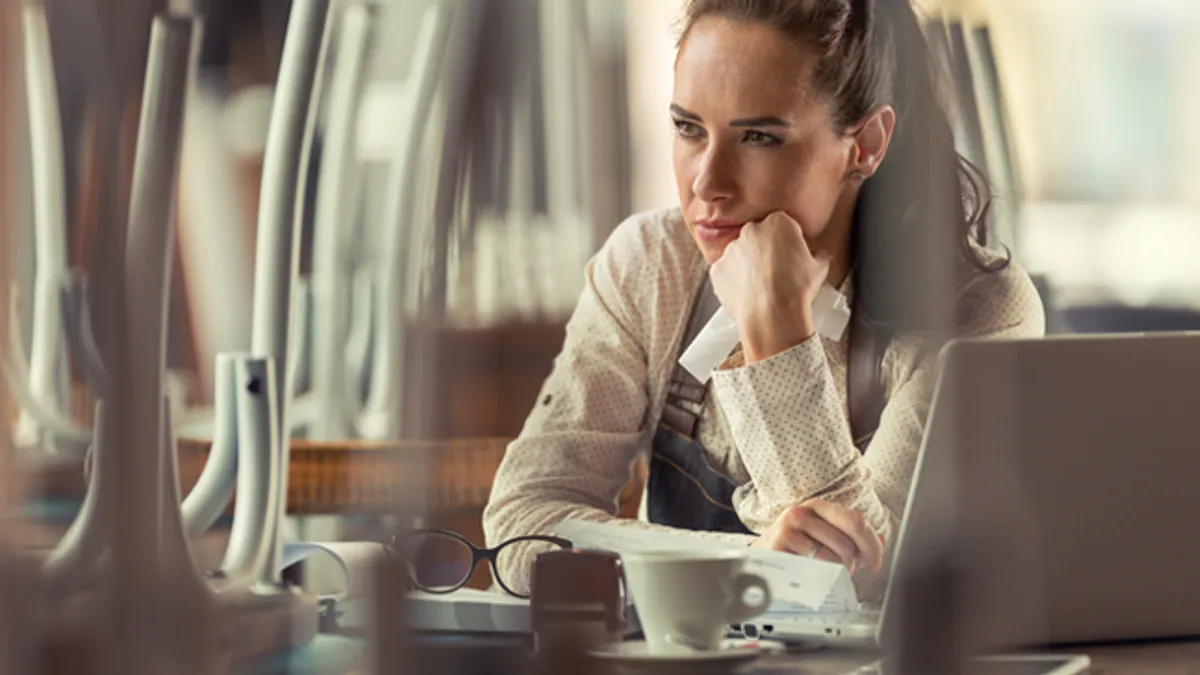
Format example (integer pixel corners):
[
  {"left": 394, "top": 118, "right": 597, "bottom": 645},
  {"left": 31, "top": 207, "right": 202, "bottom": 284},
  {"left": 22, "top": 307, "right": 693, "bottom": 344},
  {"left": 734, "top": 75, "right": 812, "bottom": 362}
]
[{"left": 646, "top": 278, "right": 890, "bottom": 534}]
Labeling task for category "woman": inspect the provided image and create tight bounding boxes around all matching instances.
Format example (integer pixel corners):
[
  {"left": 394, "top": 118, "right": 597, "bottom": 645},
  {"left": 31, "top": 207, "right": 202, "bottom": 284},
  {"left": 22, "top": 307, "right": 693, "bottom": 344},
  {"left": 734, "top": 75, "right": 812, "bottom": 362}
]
[{"left": 484, "top": 0, "right": 1044, "bottom": 603}]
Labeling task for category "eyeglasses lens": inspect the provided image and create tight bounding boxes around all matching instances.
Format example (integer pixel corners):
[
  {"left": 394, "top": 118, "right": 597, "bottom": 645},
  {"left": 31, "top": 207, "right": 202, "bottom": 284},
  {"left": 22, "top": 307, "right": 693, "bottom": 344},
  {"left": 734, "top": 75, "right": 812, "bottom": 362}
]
[{"left": 405, "top": 532, "right": 475, "bottom": 592}]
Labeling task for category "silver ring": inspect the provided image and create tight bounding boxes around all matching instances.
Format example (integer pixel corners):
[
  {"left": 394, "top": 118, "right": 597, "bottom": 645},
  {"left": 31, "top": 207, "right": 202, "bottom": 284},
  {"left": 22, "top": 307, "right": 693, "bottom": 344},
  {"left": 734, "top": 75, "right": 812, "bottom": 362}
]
[{"left": 807, "top": 542, "right": 822, "bottom": 559}]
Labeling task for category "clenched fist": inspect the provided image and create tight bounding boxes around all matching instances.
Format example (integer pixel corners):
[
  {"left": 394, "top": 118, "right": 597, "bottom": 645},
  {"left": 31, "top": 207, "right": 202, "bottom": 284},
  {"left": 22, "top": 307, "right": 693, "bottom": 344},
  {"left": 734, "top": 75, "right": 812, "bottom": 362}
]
[{"left": 709, "top": 211, "right": 831, "bottom": 364}]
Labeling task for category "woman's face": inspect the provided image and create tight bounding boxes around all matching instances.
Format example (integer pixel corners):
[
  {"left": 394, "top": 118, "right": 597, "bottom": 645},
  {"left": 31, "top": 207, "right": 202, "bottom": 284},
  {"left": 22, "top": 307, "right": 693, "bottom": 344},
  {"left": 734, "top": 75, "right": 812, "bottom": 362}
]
[{"left": 672, "top": 16, "right": 859, "bottom": 264}]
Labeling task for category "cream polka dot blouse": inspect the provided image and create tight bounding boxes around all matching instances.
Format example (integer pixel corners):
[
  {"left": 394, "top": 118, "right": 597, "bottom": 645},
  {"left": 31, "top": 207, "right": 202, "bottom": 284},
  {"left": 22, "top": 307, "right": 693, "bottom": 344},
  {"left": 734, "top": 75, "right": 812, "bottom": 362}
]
[{"left": 483, "top": 207, "right": 1046, "bottom": 603}]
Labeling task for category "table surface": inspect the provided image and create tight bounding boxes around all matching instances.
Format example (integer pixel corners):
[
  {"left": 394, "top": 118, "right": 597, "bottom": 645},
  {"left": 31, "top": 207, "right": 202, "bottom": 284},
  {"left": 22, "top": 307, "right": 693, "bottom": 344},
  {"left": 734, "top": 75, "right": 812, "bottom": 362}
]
[
  {"left": 258, "top": 633, "right": 1200, "bottom": 675},
  {"left": 762, "top": 641, "right": 1200, "bottom": 674}
]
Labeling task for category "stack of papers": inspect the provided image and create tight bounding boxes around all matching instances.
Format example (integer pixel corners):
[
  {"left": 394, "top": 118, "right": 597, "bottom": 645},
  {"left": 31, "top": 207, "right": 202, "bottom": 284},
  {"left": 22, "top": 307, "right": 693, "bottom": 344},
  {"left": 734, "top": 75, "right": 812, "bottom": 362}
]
[{"left": 553, "top": 519, "right": 860, "bottom": 613}]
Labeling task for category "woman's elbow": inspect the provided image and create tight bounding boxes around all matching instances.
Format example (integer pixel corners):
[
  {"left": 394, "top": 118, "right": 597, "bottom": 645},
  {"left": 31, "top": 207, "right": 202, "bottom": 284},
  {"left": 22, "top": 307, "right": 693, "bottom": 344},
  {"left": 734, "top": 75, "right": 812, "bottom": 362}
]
[
  {"left": 482, "top": 491, "right": 519, "bottom": 549},
  {"left": 481, "top": 483, "right": 570, "bottom": 546}
]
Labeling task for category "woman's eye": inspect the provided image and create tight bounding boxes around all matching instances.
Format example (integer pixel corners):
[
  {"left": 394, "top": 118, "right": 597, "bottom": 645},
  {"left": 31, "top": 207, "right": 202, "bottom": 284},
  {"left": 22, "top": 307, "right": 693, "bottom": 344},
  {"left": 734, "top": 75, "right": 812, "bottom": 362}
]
[
  {"left": 743, "top": 130, "right": 782, "bottom": 147},
  {"left": 672, "top": 119, "right": 703, "bottom": 139}
]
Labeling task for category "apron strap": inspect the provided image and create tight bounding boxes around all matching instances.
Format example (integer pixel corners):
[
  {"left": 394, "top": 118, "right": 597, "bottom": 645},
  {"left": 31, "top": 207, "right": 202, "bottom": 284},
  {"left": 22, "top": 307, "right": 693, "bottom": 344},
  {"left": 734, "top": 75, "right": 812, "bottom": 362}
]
[{"left": 661, "top": 277, "right": 722, "bottom": 437}]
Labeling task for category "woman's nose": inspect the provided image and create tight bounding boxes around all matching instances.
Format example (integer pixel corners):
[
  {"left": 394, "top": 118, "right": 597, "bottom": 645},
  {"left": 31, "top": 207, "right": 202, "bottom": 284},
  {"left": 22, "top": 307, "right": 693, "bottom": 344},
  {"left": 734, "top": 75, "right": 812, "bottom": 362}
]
[{"left": 692, "top": 146, "right": 736, "bottom": 203}]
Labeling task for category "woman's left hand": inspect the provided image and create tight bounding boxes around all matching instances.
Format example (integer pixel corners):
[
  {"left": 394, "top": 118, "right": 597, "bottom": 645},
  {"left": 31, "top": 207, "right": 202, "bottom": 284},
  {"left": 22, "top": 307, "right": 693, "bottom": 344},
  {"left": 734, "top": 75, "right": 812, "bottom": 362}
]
[
  {"left": 749, "top": 499, "right": 885, "bottom": 574},
  {"left": 709, "top": 211, "right": 831, "bottom": 363}
]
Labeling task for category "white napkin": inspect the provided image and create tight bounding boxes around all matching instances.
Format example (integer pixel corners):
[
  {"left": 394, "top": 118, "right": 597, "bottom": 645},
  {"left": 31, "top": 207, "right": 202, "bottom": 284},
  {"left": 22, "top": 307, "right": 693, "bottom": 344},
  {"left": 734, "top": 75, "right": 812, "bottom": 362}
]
[{"left": 678, "top": 284, "right": 851, "bottom": 383}]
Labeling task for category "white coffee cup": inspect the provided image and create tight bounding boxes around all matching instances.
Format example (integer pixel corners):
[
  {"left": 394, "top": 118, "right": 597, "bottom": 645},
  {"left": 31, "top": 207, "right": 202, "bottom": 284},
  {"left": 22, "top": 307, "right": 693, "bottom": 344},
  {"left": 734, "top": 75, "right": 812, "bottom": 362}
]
[{"left": 622, "top": 550, "right": 772, "bottom": 655}]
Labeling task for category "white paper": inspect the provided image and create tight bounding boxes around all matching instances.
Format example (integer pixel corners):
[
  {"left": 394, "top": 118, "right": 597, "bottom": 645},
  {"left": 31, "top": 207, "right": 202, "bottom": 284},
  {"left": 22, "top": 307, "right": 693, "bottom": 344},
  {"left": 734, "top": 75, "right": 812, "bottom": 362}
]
[
  {"left": 812, "top": 284, "right": 852, "bottom": 342},
  {"left": 279, "top": 541, "right": 387, "bottom": 601},
  {"left": 553, "top": 519, "right": 858, "bottom": 612},
  {"left": 678, "top": 284, "right": 852, "bottom": 383},
  {"left": 761, "top": 570, "right": 860, "bottom": 615},
  {"left": 678, "top": 306, "right": 741, "bottom": 383}
]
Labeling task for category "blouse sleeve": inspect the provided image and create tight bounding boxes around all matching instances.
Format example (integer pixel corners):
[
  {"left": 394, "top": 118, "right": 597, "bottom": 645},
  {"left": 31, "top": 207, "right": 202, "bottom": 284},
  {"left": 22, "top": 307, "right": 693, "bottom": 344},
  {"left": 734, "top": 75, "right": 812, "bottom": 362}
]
[{"left": 711, "top": 263, "right": 1046, "bottom": 602}]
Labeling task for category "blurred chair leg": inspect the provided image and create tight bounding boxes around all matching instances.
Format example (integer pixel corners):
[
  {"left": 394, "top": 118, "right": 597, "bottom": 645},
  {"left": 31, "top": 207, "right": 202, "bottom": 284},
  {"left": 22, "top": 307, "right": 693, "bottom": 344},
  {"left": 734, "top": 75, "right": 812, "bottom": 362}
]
[
  {"left": 19, "top": 2, "right": 71, "bottom": 455},
  {"left": 364, "top": 3, "right": 455, "bottom": 440},
  {"left": 0, "top": 8, "right": 42, "bottom": 672},
  {"left": 181, "top": 353, "right": 239, "bottom": 540},
  {"left": 309, "top": 1, "right": 372, "bottom": 442},
  {"left": 247, "top": 0, "right": 331, "bottom": 438}
]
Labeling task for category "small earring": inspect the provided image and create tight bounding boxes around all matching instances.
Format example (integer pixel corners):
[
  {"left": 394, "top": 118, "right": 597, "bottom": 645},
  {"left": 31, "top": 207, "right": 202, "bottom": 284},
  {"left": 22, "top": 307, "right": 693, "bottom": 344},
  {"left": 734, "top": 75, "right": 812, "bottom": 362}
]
[{"left": 850, "top": 170, "right": 866, "bottom": 185}]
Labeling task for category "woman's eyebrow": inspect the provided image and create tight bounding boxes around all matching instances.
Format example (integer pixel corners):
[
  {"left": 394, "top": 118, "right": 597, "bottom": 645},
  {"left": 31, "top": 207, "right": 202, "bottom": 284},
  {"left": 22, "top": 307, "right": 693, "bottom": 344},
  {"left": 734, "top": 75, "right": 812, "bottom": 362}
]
[
  {"left": 729, "top": 116, "right": 790, "bottom": 128},
  {"left": 669, "top": 103, "right": 702, "bottom": 121},
  {"left": 669, "top": 104, "right": 791, "bottom": 128}
]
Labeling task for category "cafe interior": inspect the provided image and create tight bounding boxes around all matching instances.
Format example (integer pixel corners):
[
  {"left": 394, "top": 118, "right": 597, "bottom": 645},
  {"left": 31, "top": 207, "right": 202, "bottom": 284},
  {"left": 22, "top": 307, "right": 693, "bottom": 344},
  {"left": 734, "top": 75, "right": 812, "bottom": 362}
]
[{"left": 3, "top": 0, "right": 1200, "bottom": 672}]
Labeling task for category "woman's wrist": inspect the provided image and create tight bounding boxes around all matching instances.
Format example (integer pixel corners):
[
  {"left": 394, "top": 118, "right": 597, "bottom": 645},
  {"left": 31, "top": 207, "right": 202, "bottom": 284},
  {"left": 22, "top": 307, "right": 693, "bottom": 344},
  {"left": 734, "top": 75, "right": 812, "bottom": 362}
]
[{"left": 740, "top": 306, "right": 816, "bottom": 364}]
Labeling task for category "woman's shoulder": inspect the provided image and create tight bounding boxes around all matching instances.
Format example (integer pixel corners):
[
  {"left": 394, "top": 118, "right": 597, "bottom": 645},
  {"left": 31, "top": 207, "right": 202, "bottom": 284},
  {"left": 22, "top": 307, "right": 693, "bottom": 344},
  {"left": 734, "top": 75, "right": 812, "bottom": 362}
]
[
  {"left": 955, "top": 246, "right": 1046, "bottom": 339},
  {"left": 885, "top": 247, "right": 1046, "bottom": 387},
  {"left": 581, "top": 207, "right": 706, "bottom": 369},
  {"left": 601, "top": 206, "right": 700, "bottom": 263},
  {"left": 594, "top": 206, "right": 704, "bottom": 290}
]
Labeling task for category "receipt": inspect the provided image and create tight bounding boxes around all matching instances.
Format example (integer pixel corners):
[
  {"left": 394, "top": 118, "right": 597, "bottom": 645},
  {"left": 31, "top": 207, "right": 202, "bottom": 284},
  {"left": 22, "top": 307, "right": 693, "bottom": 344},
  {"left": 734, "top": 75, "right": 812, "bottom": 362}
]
[{"left": 678, "top": 284, "right": 851, "bottom": 383}]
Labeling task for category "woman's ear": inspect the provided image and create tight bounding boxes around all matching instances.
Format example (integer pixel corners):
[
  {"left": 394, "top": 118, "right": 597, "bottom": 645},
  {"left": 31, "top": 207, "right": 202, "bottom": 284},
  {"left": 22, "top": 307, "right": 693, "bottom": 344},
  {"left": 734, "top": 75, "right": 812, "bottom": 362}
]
[{"left": 849, "top": 105, "right": 895, "bottom": 180}]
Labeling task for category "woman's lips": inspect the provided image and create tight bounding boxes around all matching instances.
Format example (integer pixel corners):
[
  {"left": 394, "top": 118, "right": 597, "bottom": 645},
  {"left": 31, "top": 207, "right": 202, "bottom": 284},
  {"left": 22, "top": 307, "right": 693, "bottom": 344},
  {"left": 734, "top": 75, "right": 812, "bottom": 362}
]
[{"left": 694, "top": 219, "right": 745, "bottom": 243}]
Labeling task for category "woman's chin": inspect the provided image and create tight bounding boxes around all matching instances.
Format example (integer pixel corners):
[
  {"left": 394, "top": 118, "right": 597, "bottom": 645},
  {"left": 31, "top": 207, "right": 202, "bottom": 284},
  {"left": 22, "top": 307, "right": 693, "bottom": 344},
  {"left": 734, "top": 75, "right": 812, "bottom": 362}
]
[
  {"left": 690, "top": 230, "right": 736, "bottom": 263},
  {"left": 690, "top": 239, "right": 724, "bottom": 264}
]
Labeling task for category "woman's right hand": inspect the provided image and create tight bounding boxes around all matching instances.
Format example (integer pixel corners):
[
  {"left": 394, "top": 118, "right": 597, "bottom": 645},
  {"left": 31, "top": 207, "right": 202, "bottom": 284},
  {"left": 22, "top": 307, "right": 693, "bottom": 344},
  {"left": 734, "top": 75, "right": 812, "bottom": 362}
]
[{"left": 749, "top": 499, "right": 884, "bottom": 574}]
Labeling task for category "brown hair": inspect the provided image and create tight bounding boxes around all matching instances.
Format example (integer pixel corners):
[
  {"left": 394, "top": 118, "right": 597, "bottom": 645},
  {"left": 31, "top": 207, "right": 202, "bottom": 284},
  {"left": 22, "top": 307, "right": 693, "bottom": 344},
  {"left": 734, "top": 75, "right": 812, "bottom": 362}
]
[{"left": 680, "top": 0, "right": 1005, "bottom": 331}]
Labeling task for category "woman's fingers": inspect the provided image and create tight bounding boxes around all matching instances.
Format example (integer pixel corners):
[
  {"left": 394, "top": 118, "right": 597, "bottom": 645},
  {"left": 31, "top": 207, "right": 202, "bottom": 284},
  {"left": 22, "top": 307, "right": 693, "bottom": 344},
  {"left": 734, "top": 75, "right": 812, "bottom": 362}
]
[
  {"left": 802, "top": 499, "right": 885, "bottom": 572},
  {"left": 751, "top": 501, "right": 886, "bottom": 574},
  {"left": 783, "top": 506, "right": 859, "bottom": 572},
  {"left": 754, "top": 528, "right": 842, "bottom": 565}
]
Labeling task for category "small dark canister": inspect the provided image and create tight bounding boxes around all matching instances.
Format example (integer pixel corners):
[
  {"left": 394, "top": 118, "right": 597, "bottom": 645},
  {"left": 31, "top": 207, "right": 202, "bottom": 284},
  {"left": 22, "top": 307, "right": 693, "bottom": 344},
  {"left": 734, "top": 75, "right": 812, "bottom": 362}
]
[{"left": 530, "top": 549, "right": 625, "bottom": 669}]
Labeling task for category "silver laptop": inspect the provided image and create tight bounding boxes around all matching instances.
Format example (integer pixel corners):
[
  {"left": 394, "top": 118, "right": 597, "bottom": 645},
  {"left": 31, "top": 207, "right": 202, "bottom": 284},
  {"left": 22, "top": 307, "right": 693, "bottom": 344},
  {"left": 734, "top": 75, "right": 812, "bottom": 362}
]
[{"left": 740, "top": 332, "right": 1200, "bottom": 650}]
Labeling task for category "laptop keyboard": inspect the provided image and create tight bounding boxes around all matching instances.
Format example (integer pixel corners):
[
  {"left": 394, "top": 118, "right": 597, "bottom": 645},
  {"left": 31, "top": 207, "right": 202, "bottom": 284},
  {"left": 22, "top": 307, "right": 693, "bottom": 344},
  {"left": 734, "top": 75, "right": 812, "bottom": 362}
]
[{"left": 760, "top": 609, "right": 880, "bottom": 625}]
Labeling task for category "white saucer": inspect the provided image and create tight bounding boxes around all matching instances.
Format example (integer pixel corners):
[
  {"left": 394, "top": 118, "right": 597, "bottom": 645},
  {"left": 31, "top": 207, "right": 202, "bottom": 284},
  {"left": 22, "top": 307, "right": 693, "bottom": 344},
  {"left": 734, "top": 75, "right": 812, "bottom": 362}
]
[{"left": 588, "top": 639, "right": 784, "bottom": 674}]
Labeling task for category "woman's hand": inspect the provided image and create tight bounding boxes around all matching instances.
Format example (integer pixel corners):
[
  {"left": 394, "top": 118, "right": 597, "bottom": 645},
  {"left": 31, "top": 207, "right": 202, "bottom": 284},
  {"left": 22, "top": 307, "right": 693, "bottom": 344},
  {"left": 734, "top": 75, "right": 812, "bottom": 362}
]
[
  {"left": 709, "top": 211, "right": 831, "bottom": 363},
  {"left": 749, "top": 499, "right": 885, "bottom": 574}
]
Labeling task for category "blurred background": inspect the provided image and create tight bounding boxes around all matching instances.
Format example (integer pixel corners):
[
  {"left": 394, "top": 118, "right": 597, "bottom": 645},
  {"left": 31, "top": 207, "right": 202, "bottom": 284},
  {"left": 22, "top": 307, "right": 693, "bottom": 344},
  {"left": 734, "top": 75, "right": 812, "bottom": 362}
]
[{"left": 7, "top": 0, "right": 1200, "bottom": 594}]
